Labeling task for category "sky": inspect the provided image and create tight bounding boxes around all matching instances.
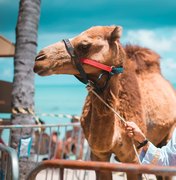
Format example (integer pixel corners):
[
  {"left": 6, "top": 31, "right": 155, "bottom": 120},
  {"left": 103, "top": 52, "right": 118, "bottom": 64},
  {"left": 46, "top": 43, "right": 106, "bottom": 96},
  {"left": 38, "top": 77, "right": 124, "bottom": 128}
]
[{"left": 0, "top": 0, "right": 176, "bottom": 85}]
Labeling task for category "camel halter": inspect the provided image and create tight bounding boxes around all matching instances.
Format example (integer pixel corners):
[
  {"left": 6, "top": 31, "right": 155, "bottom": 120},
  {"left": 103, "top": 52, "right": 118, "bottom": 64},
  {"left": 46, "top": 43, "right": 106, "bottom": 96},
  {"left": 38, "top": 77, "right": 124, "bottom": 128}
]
[{"left": 63, "top": 39, "right": 123, "bottom": 91}]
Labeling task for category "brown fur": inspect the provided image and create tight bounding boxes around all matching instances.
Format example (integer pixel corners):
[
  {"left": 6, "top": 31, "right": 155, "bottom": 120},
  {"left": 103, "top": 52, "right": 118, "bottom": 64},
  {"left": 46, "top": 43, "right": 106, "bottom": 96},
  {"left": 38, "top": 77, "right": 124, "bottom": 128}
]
[
  {"left": 34, "top": 26, "right": 176, "bottom": 180},
  {"left": 125, "top": 44, "right": 161, "bottom": 74}
]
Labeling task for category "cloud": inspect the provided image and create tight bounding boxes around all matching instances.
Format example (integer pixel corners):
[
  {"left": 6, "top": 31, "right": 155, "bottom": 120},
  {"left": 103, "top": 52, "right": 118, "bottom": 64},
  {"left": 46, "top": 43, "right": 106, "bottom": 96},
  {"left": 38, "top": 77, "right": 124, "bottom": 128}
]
[
  {"left": 161, "top": 58, "right": 176, "bottom": 84},
  {"left": 123, "top": 28, "right": 176, "bottom": 53},
  {"left": 122, "top": 28, "right": 176, "bottom": 84},
  {"left": 166, "top": 59, "right": 176, "bottom": 70}
]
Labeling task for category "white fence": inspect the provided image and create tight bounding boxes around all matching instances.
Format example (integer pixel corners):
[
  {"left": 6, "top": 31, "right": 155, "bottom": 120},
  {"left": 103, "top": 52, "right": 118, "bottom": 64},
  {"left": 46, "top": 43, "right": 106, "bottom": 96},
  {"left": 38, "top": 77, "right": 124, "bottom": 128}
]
[{"left": 0, "top": 122, "right": 90, "bottom": 179}]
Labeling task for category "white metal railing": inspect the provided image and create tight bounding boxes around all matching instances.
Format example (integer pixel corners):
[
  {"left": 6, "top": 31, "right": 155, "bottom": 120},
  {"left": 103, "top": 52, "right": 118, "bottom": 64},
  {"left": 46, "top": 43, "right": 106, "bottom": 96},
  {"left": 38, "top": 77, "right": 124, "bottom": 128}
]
[
  {"left": 0, "top": 143, "right": 19, "bottom": 180},
  {"left": 0, "top": 122, "right": 90, "bottom": 179}
]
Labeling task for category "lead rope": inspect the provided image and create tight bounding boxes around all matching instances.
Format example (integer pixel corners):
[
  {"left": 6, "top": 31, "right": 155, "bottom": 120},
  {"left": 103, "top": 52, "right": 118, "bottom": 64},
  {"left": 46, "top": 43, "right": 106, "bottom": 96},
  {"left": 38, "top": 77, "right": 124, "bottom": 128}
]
[{"left": 86, "top": 82, "right": 148, "bottom": 180}]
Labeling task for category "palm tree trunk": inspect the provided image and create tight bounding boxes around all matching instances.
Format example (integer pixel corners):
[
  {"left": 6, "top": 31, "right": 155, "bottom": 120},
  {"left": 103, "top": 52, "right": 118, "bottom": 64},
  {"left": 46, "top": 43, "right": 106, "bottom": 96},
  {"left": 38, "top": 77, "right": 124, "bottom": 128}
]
[{"left": 11, "top": 0, "right": 41, "bottom": 178}]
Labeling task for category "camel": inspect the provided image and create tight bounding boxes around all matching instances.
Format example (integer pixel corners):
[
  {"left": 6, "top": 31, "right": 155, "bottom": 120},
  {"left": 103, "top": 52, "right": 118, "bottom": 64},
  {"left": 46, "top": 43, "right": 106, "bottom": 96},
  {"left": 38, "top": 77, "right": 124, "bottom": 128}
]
[{"left": 34, "top": 26, "right": 176, "bottom": 180}]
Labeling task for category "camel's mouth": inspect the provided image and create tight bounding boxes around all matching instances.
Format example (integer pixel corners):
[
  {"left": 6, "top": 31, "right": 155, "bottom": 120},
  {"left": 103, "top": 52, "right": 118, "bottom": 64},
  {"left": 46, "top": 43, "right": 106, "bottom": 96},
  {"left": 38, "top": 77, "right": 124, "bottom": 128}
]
[
  {"left": 34, "top": 56, "right": 54, "bottom": 76},
  {"left": 33, "top": 64, "right": 52, "bottom": 76},
  {"left": 34, "top": 50, "right": 55, "bottom": 75}
]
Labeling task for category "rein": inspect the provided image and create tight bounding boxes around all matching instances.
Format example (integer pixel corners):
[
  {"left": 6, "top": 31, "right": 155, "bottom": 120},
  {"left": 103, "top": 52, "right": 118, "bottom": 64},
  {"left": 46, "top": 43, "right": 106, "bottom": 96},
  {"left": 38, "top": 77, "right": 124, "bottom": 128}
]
[{"left": 63, "top": 39, "right": 123, "bottom": 91}]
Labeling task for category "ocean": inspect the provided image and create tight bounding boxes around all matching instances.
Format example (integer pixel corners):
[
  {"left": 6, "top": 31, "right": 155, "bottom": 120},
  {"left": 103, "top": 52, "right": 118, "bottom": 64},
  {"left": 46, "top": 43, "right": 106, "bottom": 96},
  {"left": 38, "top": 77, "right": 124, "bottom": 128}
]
[
  {"left": 35, "top": 84, "right": 87, "bottom": 124},
  {"left": 1, "top": 82, "right": 176, "bottom": 123}
]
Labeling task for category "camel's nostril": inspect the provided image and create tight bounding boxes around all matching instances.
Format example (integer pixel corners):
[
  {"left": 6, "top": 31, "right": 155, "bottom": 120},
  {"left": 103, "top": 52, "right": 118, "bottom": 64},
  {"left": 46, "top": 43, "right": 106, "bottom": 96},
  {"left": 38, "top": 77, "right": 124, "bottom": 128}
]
[{"left": 35, "top": 53, "right": 46, "bottom": 61}]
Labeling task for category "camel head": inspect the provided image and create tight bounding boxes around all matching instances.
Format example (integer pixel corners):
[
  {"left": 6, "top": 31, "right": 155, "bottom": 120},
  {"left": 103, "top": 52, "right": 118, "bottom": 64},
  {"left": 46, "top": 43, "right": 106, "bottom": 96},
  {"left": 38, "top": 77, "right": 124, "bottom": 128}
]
[{"left": 34, "top": 26, "right": 125, "bottom": 82}]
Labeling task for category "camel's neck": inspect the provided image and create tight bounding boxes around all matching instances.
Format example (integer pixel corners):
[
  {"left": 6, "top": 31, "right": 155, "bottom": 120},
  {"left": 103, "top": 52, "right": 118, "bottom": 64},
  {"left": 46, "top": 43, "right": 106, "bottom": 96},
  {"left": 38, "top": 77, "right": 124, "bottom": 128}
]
[
  {"left": 81, "top": 61, "right": 145, "bottom": 152},
  {"left": 84, "top": 74, "right": 122, "bottom": 152}
]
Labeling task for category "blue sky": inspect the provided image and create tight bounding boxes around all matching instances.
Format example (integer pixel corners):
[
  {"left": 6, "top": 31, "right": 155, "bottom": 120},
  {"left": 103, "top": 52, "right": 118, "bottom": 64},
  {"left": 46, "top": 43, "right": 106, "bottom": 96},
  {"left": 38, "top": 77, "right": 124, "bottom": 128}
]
[{"left": 0, "top": 0, "right": 176, "bottom": 85}]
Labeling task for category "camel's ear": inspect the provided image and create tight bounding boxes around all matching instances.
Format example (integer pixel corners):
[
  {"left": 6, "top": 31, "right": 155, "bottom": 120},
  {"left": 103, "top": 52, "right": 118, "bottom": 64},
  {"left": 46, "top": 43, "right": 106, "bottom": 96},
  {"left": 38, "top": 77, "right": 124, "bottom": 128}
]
[{"left": 110, "top": 26, "right": 123, "bottom": 42}]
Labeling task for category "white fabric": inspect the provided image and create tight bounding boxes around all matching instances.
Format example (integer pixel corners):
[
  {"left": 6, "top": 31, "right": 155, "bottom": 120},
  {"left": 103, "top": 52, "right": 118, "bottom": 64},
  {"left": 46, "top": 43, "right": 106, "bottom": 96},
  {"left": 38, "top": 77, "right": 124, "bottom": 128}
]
[{"left": 140, "top": 128, "right": 176, "bottom": 166}]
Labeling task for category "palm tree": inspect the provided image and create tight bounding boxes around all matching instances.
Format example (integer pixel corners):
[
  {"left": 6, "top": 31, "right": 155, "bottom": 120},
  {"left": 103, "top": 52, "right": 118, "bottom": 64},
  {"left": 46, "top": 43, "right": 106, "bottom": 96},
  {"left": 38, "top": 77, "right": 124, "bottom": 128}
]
[{"left": 11, "top": 0, "right": 41, "bottom": 178}]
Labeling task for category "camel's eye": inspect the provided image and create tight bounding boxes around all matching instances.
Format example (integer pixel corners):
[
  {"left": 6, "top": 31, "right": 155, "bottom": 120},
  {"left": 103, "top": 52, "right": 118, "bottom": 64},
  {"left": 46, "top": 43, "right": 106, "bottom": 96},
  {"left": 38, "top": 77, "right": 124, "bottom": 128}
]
[{"left": 76, "top": 43, "right": 91, "bottom": 54}]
